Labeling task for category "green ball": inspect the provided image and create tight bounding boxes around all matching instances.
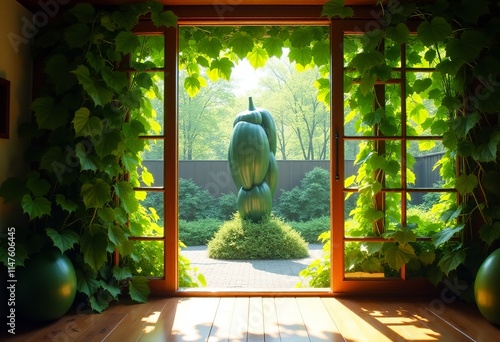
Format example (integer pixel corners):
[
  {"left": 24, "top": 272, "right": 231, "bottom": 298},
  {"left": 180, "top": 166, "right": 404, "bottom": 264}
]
[
  {"left": 16, "top": 248, "right": 77, "bottom": 322},
  {"left": 474, "top": 248, "right": 500, "bottom": 325}
]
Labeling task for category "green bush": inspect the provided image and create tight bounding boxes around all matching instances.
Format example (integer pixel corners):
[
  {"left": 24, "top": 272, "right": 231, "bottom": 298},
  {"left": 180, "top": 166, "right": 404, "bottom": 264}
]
[
  {"left": 217, "top": 192, "right": 238, "bottom": 220},
  {"left": 179, "top": 218, "right": 223, "bottom": 246},
  {"left": 297, "top": 232, "right": 331, "bottom": 288},
  {"left": 276, "top": 167, "right": 330, "bottom": 221},
  {"left": 207, "top": 214, "right": 309, "bottom": 259},
  {"left": 289, "top": 216, "right": 330, "bottom": 243},
  {"left": 179, "top": 178, "right": 216, "bottom": 221}
]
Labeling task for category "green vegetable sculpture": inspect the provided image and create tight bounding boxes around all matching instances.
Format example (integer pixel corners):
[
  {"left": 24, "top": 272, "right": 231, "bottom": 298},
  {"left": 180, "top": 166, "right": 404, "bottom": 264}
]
[{"left": 228, "top": 97, "right": 278, "bottom": 222}]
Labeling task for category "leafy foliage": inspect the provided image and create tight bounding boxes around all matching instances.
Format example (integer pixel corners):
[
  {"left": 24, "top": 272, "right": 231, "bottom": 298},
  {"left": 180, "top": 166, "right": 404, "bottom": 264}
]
[
  {"left": 207, "top": 214, "right": 308, "bottom": 260},
  {"left": 275, "top": 167, "right": 330, "bottom": 221},
  {"left": 0, "top": 1, "right": 176, "bottom": 312}
]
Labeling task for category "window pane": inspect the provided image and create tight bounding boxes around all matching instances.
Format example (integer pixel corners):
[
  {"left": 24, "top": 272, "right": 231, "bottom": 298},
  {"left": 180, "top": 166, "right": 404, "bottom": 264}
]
[
  {"left": 138, "top": 139, "right": 164, "bottom": 188},
  {"left": 406, "top": 140, "right": 445, "bottom": 189},
  {"left": 406, "top": 72, "right": 445, "bottom": 137},
  {"left": 132, "top": 35, "right": 165, "bottom": 68},
  {"left": 383, "top": 83, "right": 402, "bottom": 137},
  {"left": 128, "top": 240, "right": 164, "bottom": 277},
  {"left": 344, "top": 241, "right": 392, "bottom": 279}
]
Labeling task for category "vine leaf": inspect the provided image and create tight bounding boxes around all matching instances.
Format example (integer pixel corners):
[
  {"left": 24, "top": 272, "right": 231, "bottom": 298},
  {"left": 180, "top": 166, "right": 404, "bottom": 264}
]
[
  {"left": 75, "top": 142, "right": 98, "bottom": 171},
  {"left": 113, "top": 266, "right": 132, "bottom": 281},
  {"left": 438, "top": 249, "right": 466, "bottom": 276},
  {"left": 46, "top": 228, "right": 79, "bottom": 253},
  {"left": 417, "top": 17, "right": 452, "bottom": 47},
  {"left": 81, "top": 232, "right": 108, "bottom": 271},
  {"left": 350, "top": 51, "right": 384, "bottom": 74},
  {"left": 288, "top": 47, "right": 312, "bottom": 67},
  {"left": 263, "top": 37, "right": 284, "bottom": 58},
  {"left": 247, "top": 46, "right": 268, "bottom": 69},
  {"left": 208, "top": 57, "right": 233, "bottom": 81},
  {"left": 31, "top": 97, "right": 66, "bottom": 130},
  {"left": 432, "top": 224, "right": 464, "bottom": 247},
  {"left": 99, "top": 280, "right": 121, "bottom": 299},
  {"left": 230, "top": 31, "right": 254, "bottom": 59},
  {"left": 128, "top": 276, "right": 150, "bottom": 303},
  {"left": 26, "top": 172, "right": 51, "bottom": 197},
  {"left": 362, "top": 257, "right": 382, "bottom": 273},
  {"left": 150, "top": 10, "right": 177, "bottom": 28},
  {"left": 115, "top": 31, "right": 141, "bottom": 54},
  {"left": 72, "top": 65, "right": 114, "bottom": 107},
  {"left": 479, "top": 223, "right": 500, "bottom": 246},
  {"left": 384, "top": 243, "right": 416, "bottom": 271},
  {"left": 322, "top": 0, "right": 354, "bottom": 19},
  {"left": 312, "top": 41, "right": 330, "bottom": 66},
  {"left": 386, "top": 23, "right": 409, "bottom": 44},
  {"left": 446, "top": 30, "right": 489, "bottom": 62},
  {"left": 198, "top": 37, "right": 223, "bottom": 59},
  {"left": 289, "top": 28, "right": 314, "bottom": 48},
  {"left": 21, "top": 194, "right": 51, "bottom": 220},
  {"left": 419, "top": 250, "right": 436, "bottom": 266},
  {"left": 184, "top": 75, "right": 202, "bottom": 97},
  {"left": 55, "top": 194, "right": 78, "bottom": 213},
  {"left": 392, "top": 229, "right": 417, "bottom": 246},
  {"left": 81, "top": 179, "right": 111, "bottom": 209},
  {"left": 456, "top": 174, "right": 477, "bottom": 195},
  {"left": 76, "top": 268, "right": 100, "bottom": 297}
]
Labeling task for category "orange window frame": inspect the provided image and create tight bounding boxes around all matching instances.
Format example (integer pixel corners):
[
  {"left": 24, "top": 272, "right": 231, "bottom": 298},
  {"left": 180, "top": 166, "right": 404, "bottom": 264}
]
[{"left": 131, "top": 5, "right": 441, "bottom": 297}]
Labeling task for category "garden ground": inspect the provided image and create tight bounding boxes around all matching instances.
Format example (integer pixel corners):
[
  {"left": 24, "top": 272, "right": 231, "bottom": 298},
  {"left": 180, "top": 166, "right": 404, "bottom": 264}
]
[{"left": 180, "top": 244, "right": 323, "bottom": 288}]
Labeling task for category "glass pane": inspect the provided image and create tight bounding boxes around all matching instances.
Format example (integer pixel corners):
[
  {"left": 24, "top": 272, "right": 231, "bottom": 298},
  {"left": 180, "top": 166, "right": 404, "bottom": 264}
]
[
  {"left": 132, "top": 35, "right": 165, "bottom": 68},
  {"left": 345, "top": 193, "right": 377, "bottom": 238},
  {"left": 407, "top": 192, "right": 448, "bottom": 237},
  {"left": 129, "top": 191, "right": 164, "bottom": 238},
  {"left": 385, "top": 192, "right": 401, "bottom": 231},
  {"left": 344, "top": 241, "right": 392, "bottom": 278},
  {"left": 406, "top": 140, "right": 445, "bottom": 189},
  {"left": 344, "top": 140, "right": 360, "bottom": 188},
  {"left": 384, "top": 140, "right": 402, "bottom": 188},
  {"left": 128, "top": 240, "right": 164, "bottom": 277},
  {"left": 129, "top": 72, "right": 164, "bottom": 136},
  {"left": 344, "top": 84, "right": 376, "bottom": 136},
  {"left": 137, "top": 139, "right": 164, "bottom": 187},
  {"left": 383, "top": 83, "right": 402, "bottom": 136},
  {"left": 406, "top": 72, "right": 445, "bottom": 137}
]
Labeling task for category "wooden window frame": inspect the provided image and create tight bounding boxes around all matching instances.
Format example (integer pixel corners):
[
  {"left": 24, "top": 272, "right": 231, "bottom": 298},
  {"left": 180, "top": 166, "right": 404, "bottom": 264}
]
[{"left": 134, "top": 5, "right": 440, "bottom": 296}]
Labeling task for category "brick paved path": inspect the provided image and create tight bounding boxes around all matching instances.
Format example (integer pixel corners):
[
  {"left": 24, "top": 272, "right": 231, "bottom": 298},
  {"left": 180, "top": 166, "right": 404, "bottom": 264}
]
[{"left": 180, "top": 244, "right": 324, "bottom": 289}]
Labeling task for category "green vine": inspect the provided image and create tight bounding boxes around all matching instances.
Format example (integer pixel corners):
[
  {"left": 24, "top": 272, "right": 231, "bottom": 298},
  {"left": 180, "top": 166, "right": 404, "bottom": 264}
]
[{"left": 0, "top": 1, "right": 178, "bottom": 312}]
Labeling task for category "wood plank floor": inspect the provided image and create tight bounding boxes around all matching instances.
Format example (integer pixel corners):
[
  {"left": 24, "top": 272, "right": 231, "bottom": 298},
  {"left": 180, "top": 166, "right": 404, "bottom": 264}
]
[{"left": 3, "top": 296, "right": 499, "bottom": 341}]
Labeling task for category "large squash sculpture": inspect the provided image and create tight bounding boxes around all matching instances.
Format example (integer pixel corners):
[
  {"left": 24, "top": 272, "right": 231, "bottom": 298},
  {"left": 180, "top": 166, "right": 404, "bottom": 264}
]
[{"left": 228, "top": 97, "right": 278, "bottom": 222}]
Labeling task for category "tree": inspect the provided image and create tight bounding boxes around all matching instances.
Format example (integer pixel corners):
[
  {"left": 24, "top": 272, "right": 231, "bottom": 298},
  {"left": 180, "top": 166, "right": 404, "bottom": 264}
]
[
  {"left": 178, "top": 70, "right": 235, "bottom": 160},
  {"left": 258, "top": 57, "right": 330, "bottom": 160}
]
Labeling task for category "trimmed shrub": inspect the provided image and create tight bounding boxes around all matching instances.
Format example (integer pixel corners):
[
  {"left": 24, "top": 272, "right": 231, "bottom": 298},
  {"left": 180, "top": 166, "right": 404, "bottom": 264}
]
[
  {"left": 217, "top": 192, "right": 238, "bottom": 220},
  {"left": 179, "top": 178, "right": 216, "bottom": 221},
  {"left": 207, "top": 214, "right": 309, "bottom": 259},
  {"left": 179, "top": 218, "right": 223, "bottom": 246},
  {"left": 275, "top": 167, "right": 330, "bottom": 221}
]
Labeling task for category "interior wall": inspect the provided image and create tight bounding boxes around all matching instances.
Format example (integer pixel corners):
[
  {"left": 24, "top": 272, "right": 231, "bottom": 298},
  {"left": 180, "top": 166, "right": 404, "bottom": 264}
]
[{"left": 0, "top": 0, "right": 33, "bottom": 230}]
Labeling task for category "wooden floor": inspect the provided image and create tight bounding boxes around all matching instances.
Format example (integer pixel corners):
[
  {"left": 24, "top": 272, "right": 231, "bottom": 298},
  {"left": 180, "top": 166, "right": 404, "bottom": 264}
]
[{"left": 3, "top": 296, "right": 499, "bottom": 341}]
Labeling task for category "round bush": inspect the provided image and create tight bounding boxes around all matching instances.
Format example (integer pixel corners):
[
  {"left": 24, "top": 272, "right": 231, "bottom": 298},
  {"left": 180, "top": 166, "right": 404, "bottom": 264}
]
[{"left": 207, "top": 214, "right": 309, "bottom": 259}]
